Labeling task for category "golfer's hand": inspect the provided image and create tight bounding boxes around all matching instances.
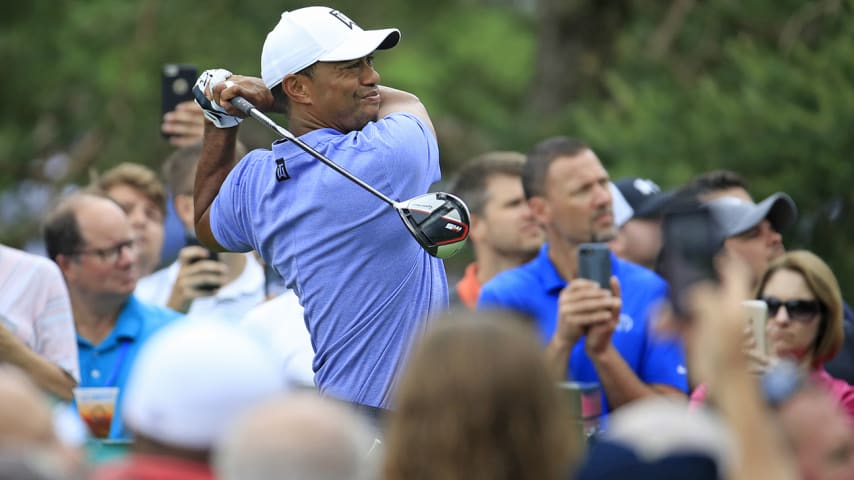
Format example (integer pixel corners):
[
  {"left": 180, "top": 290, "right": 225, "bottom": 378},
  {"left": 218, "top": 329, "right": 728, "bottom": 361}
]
[
  {"left": 211, "top": 75, "right": 278, "bottom": 114},
  {"left": 193, "top": 69, "right": 243, "bottom": 128}
]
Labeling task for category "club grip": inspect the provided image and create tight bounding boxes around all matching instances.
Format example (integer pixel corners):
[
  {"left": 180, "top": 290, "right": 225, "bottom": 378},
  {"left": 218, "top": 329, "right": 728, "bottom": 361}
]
[{"left": 230, "top": 96, "right": 255, "bottom": 115}]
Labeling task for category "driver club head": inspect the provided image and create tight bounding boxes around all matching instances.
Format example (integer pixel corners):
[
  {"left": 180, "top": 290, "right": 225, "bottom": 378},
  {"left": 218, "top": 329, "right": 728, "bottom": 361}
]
[{"left": 395, "top": 192, "right": 470, "bottom": 259}]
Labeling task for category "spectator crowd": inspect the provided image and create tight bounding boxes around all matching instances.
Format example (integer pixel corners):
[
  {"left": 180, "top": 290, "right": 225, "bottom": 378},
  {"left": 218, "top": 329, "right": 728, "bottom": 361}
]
[{"left": 0, "top": 5, "right": 852, "bottom": 480}]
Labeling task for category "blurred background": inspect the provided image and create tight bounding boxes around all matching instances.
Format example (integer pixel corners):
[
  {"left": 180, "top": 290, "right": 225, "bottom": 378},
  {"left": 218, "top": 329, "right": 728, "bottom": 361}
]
[{"left": 2, "top": 0, "right": 852, "bottom": 295}]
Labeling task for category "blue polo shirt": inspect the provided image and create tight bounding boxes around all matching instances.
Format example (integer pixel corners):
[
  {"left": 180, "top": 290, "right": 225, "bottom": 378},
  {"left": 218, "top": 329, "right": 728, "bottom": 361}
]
[
  {"left": 210, "top": 113, "right": 447, "bottom": 408},
  {"left": 77, "top": 295, "right": 181, "bottom": 439},
  {"left": 478, "top": 244, "right": 687, "bottom": 413}
]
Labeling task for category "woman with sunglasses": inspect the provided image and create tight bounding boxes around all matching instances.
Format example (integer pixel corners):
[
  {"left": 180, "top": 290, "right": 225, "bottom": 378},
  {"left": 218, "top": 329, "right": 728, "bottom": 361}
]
[
  {"left": 688, "top": 250, "right": 853, "bottom": 418},
  {"left": 755, "top": 250, "right": 853, "bottom": 417}
]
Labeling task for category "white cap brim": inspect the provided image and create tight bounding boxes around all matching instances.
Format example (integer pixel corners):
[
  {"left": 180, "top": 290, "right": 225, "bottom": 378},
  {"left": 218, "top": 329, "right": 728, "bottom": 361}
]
[{"left": 318, "top": 28, "right": 400, "bottom": 62}]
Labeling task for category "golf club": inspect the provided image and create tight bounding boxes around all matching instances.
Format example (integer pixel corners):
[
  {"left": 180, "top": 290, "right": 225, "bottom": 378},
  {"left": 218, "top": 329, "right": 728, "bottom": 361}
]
[{"left": 228, "top": 95, "right": 470, "bottom": 259}]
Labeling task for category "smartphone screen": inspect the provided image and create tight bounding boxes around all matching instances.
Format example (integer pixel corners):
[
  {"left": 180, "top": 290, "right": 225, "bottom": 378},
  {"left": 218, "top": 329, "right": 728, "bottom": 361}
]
[{"left": 577, "top": 243, "right": 612, "bottom": 289}]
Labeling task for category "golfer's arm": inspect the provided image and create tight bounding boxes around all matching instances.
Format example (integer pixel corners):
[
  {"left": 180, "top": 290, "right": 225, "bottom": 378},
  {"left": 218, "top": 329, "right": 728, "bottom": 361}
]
[
  {"left": 194, "top": 123, "right": 238, "bottom": 252},
  {"left": 590, "top": 345, "right": 685, "bottom": 410},
  {"left": 378, "top": 86, "right": 435, "bottom": 136}
]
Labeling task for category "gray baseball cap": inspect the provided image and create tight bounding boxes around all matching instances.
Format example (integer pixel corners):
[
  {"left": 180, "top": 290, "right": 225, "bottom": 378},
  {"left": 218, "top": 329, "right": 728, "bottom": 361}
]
[{"left": 704, "top": 193, "right": 797, "bottom": 238}]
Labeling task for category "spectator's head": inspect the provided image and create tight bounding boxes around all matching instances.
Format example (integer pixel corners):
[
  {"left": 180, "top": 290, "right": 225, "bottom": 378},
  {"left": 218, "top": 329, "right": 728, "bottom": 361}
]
[
  {"left": 451, "top": 151, "right": 543, "bottom": 267},
  {"left": 756, "top": 250, "right": 844, "bottom": 370},
  {"left": 122, "top": 319, "right": 281, "bottom": 464},
  {"left": 215, "top": 392, "right": 377, "bottom": 480},
  {"left": 610, "top": 177, "right": 673, "bottom": 269},
  {"left": 776, "top": 383, "right": 854, "bottom": 480},
  {"left": 384, "top": 309, "right": 578, "bottom": 480},
  {"left": 681, "top": 170, "right": 752, "bottom": 203},
  {"left": 90, "top": 163, "right": 166, "bottom": 277},
  {"left": 575, "top": 397, "right": 733, "bottom": 480},
  {"left": 705, "top": 193, "right": 797, "bottom": 282},
  {"left": 162, "top": 142, "right": 246, "bottom": 233},
  {"left": 0, "top": 367, "right": 69, "bottom": 480},
  {"left": 162, "top": 143, "right": 202, "bottom": 232},
  {"left": 44, "top": 193, "right": 138, "bottom": 304},
  {"left": 261, "top": 6, "right": 399, "bottom": 130},
  {"left": 524, "top": 136, "right": 615, "bottom": 245},
  {"left": 0, "top": 367, "right": 57, "bottom": 448}
]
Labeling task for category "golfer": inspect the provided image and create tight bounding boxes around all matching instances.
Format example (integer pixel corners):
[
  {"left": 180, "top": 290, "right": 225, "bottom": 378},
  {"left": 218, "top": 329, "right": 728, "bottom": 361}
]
[{"left": 193, "top": 7, "right": 447, "bottom": 415}]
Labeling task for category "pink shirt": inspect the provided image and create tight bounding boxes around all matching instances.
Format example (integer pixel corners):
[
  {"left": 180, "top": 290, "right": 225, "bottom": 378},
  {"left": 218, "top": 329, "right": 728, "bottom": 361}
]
[
  {"left": 690, "top": 368, "right": 854, "bottom": 419},
  {"left": 0, "top": 245, "right": 79, "bottom": 381},
  {"left": 812, "top": 369, "right": 854, "bottom": 418}
]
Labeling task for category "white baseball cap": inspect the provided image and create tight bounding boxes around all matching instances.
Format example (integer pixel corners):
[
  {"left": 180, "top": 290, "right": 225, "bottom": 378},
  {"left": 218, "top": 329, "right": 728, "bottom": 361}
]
[
  {"left": 261, "top": 6, "right": 401, "bottom": 89},
  {"left": 609, "top": 182, "right": 634, "bottom": 228},
  {"left": 122, "top": 319, "right": 282, "bottom": 450}
]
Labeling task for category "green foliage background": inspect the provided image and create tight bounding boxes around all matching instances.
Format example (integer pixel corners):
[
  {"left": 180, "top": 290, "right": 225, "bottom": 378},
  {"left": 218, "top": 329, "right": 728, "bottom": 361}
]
[{"left": 2, "top": 0, "right": 852, "bottom": 297}]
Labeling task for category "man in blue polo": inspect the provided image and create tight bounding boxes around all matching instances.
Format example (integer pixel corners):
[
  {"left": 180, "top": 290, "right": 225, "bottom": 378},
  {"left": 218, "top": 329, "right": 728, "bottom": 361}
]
[
  {"left": 45, "top": 193, "right": 181, "bottom": 439},
  {"left": 478, "top": 137, "right": 687, "bottom": 414},
  {"left": 190, "top": 6, "right": 446, "bottom": 414}
]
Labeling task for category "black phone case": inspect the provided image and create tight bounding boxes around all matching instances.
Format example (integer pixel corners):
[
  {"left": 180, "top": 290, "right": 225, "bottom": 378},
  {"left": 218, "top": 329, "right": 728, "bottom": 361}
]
[
  {"left": 577, "top": 243, "right": 612, "bottom": 289},
  {"left": 161, "top": 64, "right": 198, "bottom": 118}
]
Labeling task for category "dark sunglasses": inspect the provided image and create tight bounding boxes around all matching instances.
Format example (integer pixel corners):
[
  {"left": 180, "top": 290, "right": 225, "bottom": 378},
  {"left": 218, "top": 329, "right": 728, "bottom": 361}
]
[{"left": 761, "top": 296, "right": 823, "bottom": 322}]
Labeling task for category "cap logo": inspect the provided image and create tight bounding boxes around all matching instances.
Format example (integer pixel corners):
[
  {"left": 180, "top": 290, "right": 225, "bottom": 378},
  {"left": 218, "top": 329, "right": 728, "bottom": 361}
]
[
  {"left": 633, "top": 178, "right": 660, "bottom": 196},
  {"left": 329, "top": 9, "right": 355, "bottom": 29}
]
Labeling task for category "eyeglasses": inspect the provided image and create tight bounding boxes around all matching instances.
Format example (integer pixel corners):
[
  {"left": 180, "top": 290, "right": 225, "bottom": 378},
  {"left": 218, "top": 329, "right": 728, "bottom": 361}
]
[
  {"left": 72, "top": 239, "right": 136, "bottom": 264},
  {"left": 761, "top": 296, "right": 823, "bottom": 322}
]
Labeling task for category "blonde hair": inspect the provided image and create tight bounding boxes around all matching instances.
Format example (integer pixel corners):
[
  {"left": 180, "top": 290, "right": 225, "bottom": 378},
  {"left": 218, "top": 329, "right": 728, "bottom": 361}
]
[
  {"left": 90, "top": 162, "right": 167, "bottom": 216},
  {"left": 755, "top": 250, "right": 844, "bottom": 368},
  {"left": 384, "top": 309, "right": 579, "bottom": 480}
]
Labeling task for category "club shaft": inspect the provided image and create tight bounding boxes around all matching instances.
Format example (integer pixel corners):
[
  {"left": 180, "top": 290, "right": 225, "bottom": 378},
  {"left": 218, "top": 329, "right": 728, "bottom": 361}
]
[{"left": 230, "top": 96, "right": 396, "bottom": 206}]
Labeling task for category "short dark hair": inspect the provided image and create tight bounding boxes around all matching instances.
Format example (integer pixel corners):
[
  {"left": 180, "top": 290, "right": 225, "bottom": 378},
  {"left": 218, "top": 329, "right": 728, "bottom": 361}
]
[
  {"left": 680, "top": 170, "right": 749, "bottom": 199},
  {"left": 522, "top": 136, "right": 589, "bottom": 199},
  {"left": 450, "top": 152, "right": 526, "bottom": 216},
  {"left": 43, "top": 192, "right": 114, "bottom": 262}
]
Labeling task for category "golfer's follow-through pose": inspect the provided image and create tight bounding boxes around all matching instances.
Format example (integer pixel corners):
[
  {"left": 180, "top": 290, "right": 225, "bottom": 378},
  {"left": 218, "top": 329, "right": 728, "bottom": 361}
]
[{"left": 193, "top": 7, "right": 448, "bottom": 411}]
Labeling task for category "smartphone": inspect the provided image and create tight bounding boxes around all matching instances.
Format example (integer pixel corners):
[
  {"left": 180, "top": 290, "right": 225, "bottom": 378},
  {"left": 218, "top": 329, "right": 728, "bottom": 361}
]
[
  {"left": 184, "top": 234, "right": 219, "bottom": 263},
  {"left": 741, "top": 300, "right": 768, "bottom": 356},
  {"left": 161, "top": 64, "right": 198, "bottom": 136},
  {"left": 183, "top": 234, "right": 220, "bottom": 292},
  {"left": 658, "top": 203, "right": 723, "bottom": 317},
  {"left": 577, "top": 243, "right": 612, "bottom": 289}
]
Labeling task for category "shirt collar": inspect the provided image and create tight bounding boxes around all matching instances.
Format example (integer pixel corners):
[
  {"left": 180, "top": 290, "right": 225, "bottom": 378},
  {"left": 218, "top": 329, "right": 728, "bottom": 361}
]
[
  {"left": 112, "top": 295, "right": 145, "bottom": 341},
  {"left": 537, "top": 244, "right": 567, "bottom": 294},
  {"left": 77, "top": 295, "right": 143, "bottom": 350},
  {"left": 271, "top": 128, "right": 341, "bottom": 159}
]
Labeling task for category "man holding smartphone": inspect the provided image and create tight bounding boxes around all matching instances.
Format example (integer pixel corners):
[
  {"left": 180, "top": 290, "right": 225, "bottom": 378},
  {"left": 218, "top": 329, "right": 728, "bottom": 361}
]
[
  {"left": 478, "top": 137, "right": 687, "bottom": 414},
  {"left": 135, "top": 143, "right": 265, "bottom": 320}
]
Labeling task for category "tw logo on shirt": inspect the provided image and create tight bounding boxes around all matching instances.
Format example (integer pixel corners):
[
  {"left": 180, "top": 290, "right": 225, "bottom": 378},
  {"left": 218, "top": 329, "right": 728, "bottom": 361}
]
[{"left": 275, "top": 159, "right": 290, "bottom": 182}]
